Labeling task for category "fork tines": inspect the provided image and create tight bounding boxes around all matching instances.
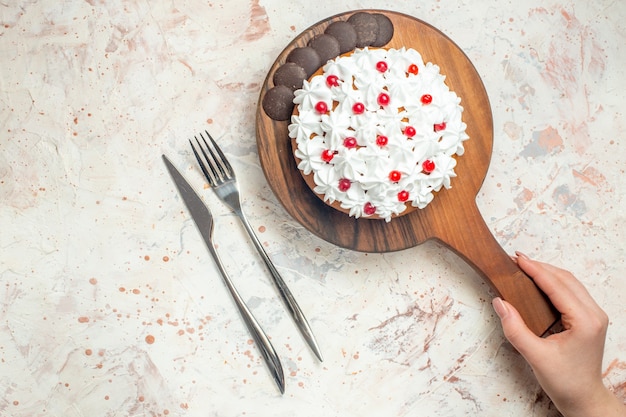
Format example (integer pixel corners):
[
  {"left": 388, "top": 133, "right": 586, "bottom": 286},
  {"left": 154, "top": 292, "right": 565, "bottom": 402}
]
[{"left": 189, "top": 131, "right": 234, "bottom": 186}]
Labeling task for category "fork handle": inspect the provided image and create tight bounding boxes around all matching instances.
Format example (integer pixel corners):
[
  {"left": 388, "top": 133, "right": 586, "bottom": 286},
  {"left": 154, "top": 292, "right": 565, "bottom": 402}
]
[
  {"left": 206, "top": 242, "right": 285, "bottom": 393},
  {"left": 236, "top": 211, "right": 324, "bottom": 362}
]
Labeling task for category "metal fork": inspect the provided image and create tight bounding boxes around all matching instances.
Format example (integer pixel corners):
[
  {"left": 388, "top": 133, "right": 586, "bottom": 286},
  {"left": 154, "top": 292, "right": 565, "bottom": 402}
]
[{"left": 190, "top": 131, "right": 323, "bottom": 362}]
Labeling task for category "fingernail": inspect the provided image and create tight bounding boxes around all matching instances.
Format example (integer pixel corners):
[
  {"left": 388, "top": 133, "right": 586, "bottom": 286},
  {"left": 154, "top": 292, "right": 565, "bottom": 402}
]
[
  {"left": 515, "top": 251, "right": 530, "bottom": 260},
  {"left": 492, "top": 297, "right": 509, "bottom": 319}
]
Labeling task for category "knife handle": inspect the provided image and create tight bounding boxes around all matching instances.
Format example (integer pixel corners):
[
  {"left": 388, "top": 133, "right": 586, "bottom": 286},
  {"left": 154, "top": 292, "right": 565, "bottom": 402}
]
[{"left": 206, "top": 242, "right": 285, "bottom": 394}]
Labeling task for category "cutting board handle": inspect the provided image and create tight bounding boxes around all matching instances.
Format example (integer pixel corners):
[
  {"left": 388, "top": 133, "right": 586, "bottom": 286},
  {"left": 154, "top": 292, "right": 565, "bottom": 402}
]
[{"left": 433, "top": 202, "right": 560, "bottom": 336}]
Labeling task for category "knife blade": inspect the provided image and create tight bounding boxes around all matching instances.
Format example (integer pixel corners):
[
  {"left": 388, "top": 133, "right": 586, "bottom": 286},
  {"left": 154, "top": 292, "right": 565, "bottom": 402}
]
[{"left": 162, "top": 154, "right": 285, "bottom": 394}]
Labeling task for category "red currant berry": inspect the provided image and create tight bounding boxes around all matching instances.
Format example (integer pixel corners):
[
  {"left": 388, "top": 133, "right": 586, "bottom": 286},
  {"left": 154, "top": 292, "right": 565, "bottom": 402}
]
[
  {"left": 389, "top": 170, "right": 402, "bottom": 182},
  {"left": 338, "top": 178, "right": 351, "bottom": 192},
  {"left": 397, "top": 190, "right": 409, "bottom": 202},
  {"left": 315, "top": 101, "right": 328, "bottom": 114},
  {"left": 363, "top": 202, "right": 376, "bottom": 215},
  {"left": 420, "top": 94, "right": 433, "bottom": 105},
  {"left": 408, "top": 64, "right": 419, "bottom": 75},
  {"left": 343, "top": 136, "right": 357, "bottom": 148},
  {"left": 321, "top": 149, "right": 335, "bottom": 163},
  {"left": 376, "top": 61, "right": 388, "bottom": 72},
  {"left": 434, "top": 122, "right": 447, "bottom": 132},
  {"left": 352, "top": 102, "right": 365, "bottom": 114},
  {"left": 377, "top": 92, "right": 390, "bottom": 106},
  {"left": 422, "top": 159, "right": 436, "bottom": 173},
  {"left": 404, "top": 126, "right": 416, "bottom": 137},
  {"left": 376, "top": 135, "right": 389, "bottom": 146},
  {"left": 326, "top": 75, "right": 339, "bottom": 87}
]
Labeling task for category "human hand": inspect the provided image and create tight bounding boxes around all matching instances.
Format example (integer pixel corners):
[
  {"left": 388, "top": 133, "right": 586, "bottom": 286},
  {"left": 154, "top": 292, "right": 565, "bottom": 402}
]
[{"left": 492, "top": 252, "right": 625, "bottom": 417}]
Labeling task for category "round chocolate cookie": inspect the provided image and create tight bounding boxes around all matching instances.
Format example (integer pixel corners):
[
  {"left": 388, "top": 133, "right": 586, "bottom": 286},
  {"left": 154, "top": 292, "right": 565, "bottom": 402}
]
[
  {"left": 286, "top": 46, "right": 322, "bottom": 78},
  {"left": 262, "top": 85, "right": 295, "bottom": 121},
  {"left": 324, "top": 21, "right": 357, "bottom": 54},
  {"left": 347, "top": 12, "right": 378, "bottom": 48},
  {"left": 371, "top": 13, "right": 394, "bottom": 47},
  {"left": 273, "top": 62, "right": 307, "bottom": 91},
  {"left": 307, "top": 34, "right": 341, "bottom": 65}
]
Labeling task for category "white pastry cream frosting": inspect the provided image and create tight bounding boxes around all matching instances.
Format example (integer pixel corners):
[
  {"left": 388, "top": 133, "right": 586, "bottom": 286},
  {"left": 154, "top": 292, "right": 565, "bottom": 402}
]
[{"left": 288, "top": 47, "right": 469, "bottom": 222}]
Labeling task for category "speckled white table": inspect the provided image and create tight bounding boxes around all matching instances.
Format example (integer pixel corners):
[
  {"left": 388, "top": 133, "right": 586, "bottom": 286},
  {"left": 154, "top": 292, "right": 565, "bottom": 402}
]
[{"left": 1, "top": 1, "right": 625, "bottom": 416}]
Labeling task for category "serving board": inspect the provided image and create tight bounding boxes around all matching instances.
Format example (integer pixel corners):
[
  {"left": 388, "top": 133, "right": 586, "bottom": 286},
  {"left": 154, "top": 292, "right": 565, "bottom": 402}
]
[{"left": 255, "top": 10, "right": 560, "bottom": 336}]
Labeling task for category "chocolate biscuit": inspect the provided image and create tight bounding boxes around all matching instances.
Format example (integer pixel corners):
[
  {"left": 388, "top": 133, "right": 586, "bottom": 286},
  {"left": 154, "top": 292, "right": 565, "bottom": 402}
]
[
  {"left": 371, "top": 13, "right": 394, "bottom": 47},
  {"left": 347, "top": 12, "right": 378, "bottom": 48},
  {"left": 273, "top": 62, "right": 307, "bottom": 91},
  {"left": 324, "top": 21, "right": 358, "bottom": 54},
  {"left": 308, "top": 34, "right": 341, "bottom": 65},
  {"left": 286, "top": 46, "right": 322, "bottom": 78},
  {"left": 262, "top": 85, "right": 295, "bottom": 121}
]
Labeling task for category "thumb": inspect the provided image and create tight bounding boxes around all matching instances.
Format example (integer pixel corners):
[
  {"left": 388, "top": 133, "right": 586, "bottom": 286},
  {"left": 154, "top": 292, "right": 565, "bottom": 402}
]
[{"left": 492, "top": 297, "right": 544, "bottom": 360}]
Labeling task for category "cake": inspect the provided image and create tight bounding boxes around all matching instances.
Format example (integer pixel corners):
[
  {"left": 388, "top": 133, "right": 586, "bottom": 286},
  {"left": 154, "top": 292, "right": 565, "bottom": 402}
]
[{"left": 288, "top": 47, "right": 469, "bottom": 222}]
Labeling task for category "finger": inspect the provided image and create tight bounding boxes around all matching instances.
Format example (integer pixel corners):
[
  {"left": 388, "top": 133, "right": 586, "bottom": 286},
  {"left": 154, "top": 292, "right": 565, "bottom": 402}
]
[
  {"left": 522, "top": 257, "right": 586, "bottom": 293},
  {"left": 515, "top": 253, "right": 605, "bottom": 320},
  {"left": 492, "top": 297, "right": 545, "bottom": 363},
  {"left": 516, "top": 255, "right": 584, "bottom": 305}
]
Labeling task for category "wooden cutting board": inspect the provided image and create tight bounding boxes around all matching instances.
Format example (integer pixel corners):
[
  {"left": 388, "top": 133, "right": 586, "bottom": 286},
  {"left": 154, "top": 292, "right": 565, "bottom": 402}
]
[{"left": 255, "top": 10, "right": 560, "bottom": 336}]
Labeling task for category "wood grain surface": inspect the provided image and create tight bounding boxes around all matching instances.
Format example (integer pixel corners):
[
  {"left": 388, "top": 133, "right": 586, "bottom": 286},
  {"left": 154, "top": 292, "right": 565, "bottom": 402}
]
[{"left": 255, "top": 10, "right": 560, "bottom": 336}]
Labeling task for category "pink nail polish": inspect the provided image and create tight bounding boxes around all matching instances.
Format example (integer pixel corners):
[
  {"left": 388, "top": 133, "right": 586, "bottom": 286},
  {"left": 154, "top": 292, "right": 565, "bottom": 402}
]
[
  {"left": 515, "top": 251, "right": 530, "bottom": 260},
  {"left": 492, "top": 297, "right": 509, "bottom": 319}
]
